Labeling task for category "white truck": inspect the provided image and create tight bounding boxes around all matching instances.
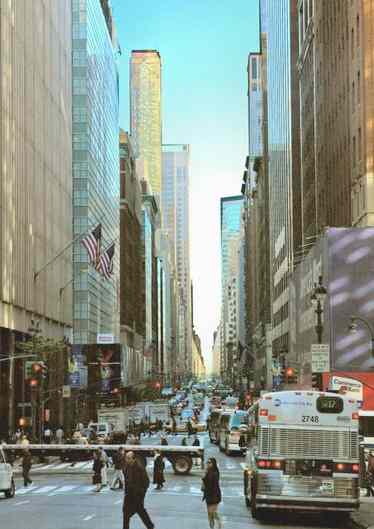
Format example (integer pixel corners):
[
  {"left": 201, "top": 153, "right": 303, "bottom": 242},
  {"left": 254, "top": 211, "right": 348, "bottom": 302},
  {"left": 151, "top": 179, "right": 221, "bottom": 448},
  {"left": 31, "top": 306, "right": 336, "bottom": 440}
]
[
  {"left": 96, "top": 408, "right": 129, "bottom": 433},
  {"left": 147, "top": 402, "right": 170, "bottom": 424}
]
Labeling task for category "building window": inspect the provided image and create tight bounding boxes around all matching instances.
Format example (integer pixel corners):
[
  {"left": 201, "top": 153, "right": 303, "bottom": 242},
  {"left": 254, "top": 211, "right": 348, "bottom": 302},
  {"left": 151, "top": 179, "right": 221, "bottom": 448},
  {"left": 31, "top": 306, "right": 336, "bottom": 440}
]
[
  {"left": 356, "top": 15, "right": 360, "bottom": 47},
  {"left": 352, "top": 81, "right": 355, "bottom": 110},
  {"left": 251, "top": 58, "right": 257, "bottom": 80},
  {"left": 351, "top": 28, "right": 354, "bottom": 57},
  {"left": 357, "top": 71, "right": 361, "bottom": 104}
]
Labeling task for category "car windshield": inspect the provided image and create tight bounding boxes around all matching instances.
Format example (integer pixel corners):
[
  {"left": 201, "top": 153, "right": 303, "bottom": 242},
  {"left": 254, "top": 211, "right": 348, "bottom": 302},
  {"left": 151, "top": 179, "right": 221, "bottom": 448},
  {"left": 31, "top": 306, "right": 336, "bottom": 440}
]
[{"left": 230, "top": 413, "right": 248, "bottom": 429}]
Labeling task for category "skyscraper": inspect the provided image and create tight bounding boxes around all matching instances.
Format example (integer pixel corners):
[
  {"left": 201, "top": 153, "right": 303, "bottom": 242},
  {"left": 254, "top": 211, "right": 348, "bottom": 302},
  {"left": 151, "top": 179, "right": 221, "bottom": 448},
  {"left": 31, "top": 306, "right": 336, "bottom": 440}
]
[
  {"left": 0, "top": 0, "right": 72, "bottom": 435},
  {"left": 72, "top": 0, "right": 119, "bottom": 345},
  {"left": 220, "top": 196, "right": 243, "bottom": 379},
  {"left": 162, "top": 145, "right": 192, "bottom": 373},
  {"left": 130, "top": 50, "right": 162, "bottom": 195},
  {"left": 247, "top": 53, "right": 263, "bottom": 191},
  {"left": 260, "top": 0, "right": 301, "bottom": 356}
]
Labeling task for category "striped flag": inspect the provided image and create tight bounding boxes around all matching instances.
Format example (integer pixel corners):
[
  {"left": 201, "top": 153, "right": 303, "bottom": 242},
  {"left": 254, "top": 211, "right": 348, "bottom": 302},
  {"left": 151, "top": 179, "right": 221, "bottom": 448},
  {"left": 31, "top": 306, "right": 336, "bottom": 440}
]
[
  {"left": 80, "top": 224, "right": 102, "bottom": 265},
  {"left": 96, "top": 243, "right": 115, "bottom": 279}
]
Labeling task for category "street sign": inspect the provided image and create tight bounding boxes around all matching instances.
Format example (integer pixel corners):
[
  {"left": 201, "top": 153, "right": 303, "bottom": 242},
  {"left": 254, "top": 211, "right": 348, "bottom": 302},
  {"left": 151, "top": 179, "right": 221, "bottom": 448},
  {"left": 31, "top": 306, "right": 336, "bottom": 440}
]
[
  {"left": 62, "top": 385, "right": 71, "bottom": 398},
  {"left": 311, "top": 344, "right": 330, "bottom": 373},
  {"left": 97, "top": 333, "right": 114, "bottom": 344}
]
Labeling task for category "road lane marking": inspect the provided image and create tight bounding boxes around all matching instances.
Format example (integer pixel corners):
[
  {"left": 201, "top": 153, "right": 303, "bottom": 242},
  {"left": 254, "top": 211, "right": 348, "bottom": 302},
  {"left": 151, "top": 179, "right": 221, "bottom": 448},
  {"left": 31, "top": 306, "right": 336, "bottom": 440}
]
[
  {"left": 14, "top": 500, "right": 30, "bottom": 506},
  {"left": 48, "top": 485, "right": 77, "bottom": 496},
  {"left": 115, "top": 499, "right": 122, "bottom": 504},
  {"left": 31, "top": 486, "right": 58, "bottom": 494},
  {"left": 16, "top": 485, "right": 37, "bottom": 495},
  {"left": 240, "top": 463, "right": 247, "bottom": 470},
  {"left": 83, "top": 515, "right": 95, "bottom": 521}
]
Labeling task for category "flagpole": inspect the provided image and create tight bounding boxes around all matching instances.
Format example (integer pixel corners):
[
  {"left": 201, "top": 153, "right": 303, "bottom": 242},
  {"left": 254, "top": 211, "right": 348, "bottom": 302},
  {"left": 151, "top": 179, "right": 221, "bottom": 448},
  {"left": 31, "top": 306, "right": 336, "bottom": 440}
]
[{"left": 34, "top": 223, "right": 100, "bottom": 281}]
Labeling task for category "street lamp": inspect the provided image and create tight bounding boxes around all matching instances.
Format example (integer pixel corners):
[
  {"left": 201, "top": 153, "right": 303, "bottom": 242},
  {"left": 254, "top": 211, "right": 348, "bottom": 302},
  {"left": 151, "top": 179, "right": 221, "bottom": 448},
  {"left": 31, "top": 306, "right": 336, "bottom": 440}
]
[
  {"left": 348, "top": 316, "right": 374, "bottom": 357},
  {"left": 310, "top": 275, "right": 327, "bottom": 343}
]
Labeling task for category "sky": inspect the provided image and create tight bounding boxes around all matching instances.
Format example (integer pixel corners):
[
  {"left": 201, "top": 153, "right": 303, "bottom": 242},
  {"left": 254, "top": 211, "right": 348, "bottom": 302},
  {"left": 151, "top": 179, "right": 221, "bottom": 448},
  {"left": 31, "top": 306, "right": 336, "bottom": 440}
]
[{"left": 111, "top": 0, "right": 260, "bottom": 371}]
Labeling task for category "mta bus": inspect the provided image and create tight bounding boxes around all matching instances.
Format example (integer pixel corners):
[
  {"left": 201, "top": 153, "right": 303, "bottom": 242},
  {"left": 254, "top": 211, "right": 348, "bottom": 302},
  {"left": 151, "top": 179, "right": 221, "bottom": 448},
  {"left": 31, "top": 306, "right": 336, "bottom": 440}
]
[{"left": 243, "top": 391, "right": 360, "bottom": 518}]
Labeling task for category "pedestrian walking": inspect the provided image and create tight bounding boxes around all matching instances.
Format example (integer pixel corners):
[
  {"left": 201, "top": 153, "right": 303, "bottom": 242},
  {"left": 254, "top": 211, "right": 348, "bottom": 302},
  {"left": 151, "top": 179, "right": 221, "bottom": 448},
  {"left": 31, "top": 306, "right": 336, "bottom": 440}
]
[
  {"left": 99, "top": 447, "right": 109, "bottom": 487},
  {"left": 22, "top": 449, "right": 33, "bottom": 487},
  {"left": 181, "top": 436, "right": 188, "bottom": 446},
  {"left": 122, "top": 451, "right": 154, "bottom": 529},
  {"left": 160, "top": 435, "right": 168, "bottom": 446},
  {"left": 43, "top": 426, "right": 52, "bottom": 444},
  {"left": 239, "top": 432, "right": 247, "bottom": 454},
  {"left": 111, "top": 447, "right": 125, "bottom": 490},
  {"left": 192, "top": 435, "right": 200, "bottom": 466},
  {"left": 366, "top": 450, "right": 374, "bottom": 497},
  {"left": 55, "top": 426, "right": 64, "bottom": 444},
  {"left": 153, "top": 451, "right": 165, "bottom": 490},
  {"left": 187, "top": 419, "right": 194, "bottom": 437},
  {"left": 172, "top": 416, "right": 177, "bottom": 434},
  {"left": 201, "top": 457, "right": 223, "bottom": 529},
  {"left": 92, "top": 449, "right": 103, "bottom": 492}
]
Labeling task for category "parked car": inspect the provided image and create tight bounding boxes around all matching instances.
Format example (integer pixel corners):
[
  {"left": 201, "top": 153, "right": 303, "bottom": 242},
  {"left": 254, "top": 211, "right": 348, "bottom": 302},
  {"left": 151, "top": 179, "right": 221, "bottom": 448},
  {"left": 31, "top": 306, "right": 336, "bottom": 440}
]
[{"left": 0, "top": 447, "right": 15, "bottom": 498}]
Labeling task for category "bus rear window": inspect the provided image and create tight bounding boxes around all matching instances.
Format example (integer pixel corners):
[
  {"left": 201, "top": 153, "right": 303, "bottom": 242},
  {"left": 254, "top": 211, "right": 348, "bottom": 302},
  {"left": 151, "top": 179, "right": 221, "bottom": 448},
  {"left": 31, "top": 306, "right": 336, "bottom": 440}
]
[{"left": 316, "top": 396, "right": 343, "bottom": 414}]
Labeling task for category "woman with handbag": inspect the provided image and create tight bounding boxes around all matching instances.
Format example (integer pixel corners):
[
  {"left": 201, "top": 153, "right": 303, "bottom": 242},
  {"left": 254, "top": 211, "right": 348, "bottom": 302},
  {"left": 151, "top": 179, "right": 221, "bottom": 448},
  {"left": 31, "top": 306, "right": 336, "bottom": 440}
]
[
  {"left": 92, "top": 449, "right": 103, "bottom": 492},
  {"left": 201, "top": 457, "right": 223, "bottom": 529}
]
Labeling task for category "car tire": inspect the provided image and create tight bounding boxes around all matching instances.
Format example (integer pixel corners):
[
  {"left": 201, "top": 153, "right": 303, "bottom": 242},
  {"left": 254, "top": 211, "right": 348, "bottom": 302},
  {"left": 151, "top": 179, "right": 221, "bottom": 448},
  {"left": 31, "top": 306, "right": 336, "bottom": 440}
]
[{"left": 5, "top": 479, "right": 15, "bottom": 499}]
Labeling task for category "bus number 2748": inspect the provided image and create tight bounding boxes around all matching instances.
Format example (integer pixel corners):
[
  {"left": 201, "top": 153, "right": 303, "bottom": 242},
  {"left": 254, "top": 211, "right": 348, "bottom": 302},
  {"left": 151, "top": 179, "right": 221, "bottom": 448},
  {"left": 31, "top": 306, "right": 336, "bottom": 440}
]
[{"left": 302, "top": 415, "right": 319, "bottom": 423}]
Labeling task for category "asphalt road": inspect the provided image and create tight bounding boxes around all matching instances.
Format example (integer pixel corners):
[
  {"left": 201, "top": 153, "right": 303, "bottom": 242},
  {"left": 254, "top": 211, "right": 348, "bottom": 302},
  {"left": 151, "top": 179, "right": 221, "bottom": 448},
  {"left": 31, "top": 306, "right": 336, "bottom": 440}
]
[{"left": 0, "top": 397, "right": 354, "bottom": 528}]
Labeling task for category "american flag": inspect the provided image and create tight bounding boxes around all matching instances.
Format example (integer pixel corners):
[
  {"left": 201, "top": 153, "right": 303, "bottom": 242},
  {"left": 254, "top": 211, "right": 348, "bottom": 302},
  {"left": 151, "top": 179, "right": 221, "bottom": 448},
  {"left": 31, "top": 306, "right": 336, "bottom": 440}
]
[
  {"left": 96, "top": 243, "right": 115, "bottom": 279},
  {"left": 80, "top": 224, "right": 102, "bottom": 265}
]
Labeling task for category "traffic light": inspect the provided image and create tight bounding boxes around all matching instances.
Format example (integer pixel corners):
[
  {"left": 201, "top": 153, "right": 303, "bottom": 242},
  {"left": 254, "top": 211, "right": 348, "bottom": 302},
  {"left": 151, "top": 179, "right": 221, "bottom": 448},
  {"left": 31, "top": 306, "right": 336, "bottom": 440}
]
[
  {"left": 32, "top": 361, "right": 48, "bottom": 378},
  {"left": 29, "top": 378, "right": 39, "bottom": 388},
  {"left": 155, "top": 382, "right": 161, "bottom": 390},
  {"left": 285, "top": 367, "right": 298, "bottom": 384}
]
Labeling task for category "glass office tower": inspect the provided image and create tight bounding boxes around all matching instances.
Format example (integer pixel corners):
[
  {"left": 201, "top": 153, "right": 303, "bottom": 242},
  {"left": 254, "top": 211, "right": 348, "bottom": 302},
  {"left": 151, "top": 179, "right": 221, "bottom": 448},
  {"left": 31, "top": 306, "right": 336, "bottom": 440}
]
[
  {"left": 220, "top": 196, "right": 243, "bottom": 292},
  {"left": 248, "top": 53, "right": 263, "bottom": 191},
  {"left": 72, "top": 0, "right": 119, "bottom": 344},
  {"left": 130, "top": 50, "right": 162, "bottom": 195},
  {"left": 260, "top": 0, "right": 300, "bottom": 352}
]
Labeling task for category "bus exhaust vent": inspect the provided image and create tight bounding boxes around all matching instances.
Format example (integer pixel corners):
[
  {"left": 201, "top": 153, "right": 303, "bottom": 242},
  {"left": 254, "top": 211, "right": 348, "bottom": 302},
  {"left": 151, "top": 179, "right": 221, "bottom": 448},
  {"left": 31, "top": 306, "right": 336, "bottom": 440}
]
[{"left": 259, "top": 427, "right": 358, "bottom": 459}]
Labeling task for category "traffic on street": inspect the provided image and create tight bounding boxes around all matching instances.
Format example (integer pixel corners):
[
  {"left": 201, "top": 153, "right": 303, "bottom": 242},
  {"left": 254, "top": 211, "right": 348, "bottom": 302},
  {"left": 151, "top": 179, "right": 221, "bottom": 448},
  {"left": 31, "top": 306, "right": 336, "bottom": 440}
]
[{"left": 1, "top": 383, "right": 368, "bottom": 529}]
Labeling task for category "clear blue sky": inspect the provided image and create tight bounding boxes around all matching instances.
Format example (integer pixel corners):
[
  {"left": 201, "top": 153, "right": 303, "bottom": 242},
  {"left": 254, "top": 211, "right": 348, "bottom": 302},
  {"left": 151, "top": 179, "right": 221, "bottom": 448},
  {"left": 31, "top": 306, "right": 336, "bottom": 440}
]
[{"left": 111, "top": 0, "right": 260, "bottom": 370}]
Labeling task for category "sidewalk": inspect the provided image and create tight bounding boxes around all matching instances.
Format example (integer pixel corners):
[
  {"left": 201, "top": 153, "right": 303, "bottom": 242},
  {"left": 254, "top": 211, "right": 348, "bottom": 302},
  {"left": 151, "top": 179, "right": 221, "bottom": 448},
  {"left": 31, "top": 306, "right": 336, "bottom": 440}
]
[{"left": 351, "top": 497, "right": 374, "bottom": 529}]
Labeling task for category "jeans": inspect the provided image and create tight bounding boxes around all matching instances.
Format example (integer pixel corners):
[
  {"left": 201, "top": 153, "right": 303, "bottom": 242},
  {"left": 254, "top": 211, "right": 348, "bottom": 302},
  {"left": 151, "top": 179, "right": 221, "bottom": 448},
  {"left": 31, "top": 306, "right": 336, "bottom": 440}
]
[{"left": 111, "top": 469, "right": 123, "bottom": 489}]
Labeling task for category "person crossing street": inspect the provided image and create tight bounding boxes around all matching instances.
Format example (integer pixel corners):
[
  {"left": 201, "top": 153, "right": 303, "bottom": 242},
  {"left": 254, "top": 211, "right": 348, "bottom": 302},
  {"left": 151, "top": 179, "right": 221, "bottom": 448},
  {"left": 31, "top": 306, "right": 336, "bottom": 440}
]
[
  {"left": 22, "top": 449, "right": 33, "bottom": 487},
  {"left": 153, "top": 451, "right": 165, "bottom": 490},
  {"left": 111, "top": 447, "right": 125, "bottom": 490},
  {"left": 122, "top": 451, "right": 154, "bottom": 529}
]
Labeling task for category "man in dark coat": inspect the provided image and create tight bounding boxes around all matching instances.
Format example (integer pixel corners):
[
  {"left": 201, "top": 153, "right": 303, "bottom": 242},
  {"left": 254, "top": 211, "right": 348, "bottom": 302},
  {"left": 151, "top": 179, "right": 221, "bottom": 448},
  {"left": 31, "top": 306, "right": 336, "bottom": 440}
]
[
  {"left": 153, "top": 451, "right": 165, "bottom": 490},
  {"left": 122, "top": 451, "right": 154, "bottom": 529}
]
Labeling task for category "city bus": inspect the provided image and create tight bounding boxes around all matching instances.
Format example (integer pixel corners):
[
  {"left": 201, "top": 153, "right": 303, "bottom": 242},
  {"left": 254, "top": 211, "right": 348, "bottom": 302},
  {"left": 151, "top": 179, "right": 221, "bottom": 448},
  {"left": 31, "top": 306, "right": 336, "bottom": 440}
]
[{"left": 243, "top": 391, "right": 360, "bottom": 518}]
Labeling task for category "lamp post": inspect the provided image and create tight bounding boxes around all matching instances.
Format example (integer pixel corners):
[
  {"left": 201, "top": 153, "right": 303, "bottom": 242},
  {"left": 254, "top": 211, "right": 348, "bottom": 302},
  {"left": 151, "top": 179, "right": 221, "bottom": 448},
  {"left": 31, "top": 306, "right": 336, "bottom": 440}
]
[
  {"left": 348, "top": 316, "right": 374, "bottom": 357},
  {"left": 310, "top": 276, "right": 327, "bottom": 390}
]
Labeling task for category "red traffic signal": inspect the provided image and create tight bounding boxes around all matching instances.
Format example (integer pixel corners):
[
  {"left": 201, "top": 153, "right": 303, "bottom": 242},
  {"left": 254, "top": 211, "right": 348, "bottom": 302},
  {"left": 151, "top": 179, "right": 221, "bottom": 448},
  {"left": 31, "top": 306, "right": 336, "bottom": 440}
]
[
  {"left": 30, "top": 378, "right": 38, "bottom": 387},
  {"left": 286, "top": 367, "right": 294, "bottom": 377},
  {"left": 32, "top": 362, "right": 42, "bottom": 373},
  {"left": 155, "top": 382, "right": 161, "bottom": 390}
]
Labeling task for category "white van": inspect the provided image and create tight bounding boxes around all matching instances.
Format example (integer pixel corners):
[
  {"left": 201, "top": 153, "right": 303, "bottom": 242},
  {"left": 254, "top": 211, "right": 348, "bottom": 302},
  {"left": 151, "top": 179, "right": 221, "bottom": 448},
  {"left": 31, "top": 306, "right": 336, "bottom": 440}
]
[{"left": 0, "top": 447, "right": 15, "bottom": 498}]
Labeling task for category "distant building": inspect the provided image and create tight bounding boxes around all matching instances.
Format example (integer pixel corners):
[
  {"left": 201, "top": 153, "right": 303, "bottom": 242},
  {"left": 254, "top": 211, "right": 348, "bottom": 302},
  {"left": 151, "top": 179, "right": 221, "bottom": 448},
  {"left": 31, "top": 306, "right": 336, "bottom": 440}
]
[
  {"left": 192, "top": 330, "right": 206, "bottom": 379},
  {"left": 212, "top": 327, "right": 221, "bottom": 376},
  {"left": 119, "top": 130, "right": 145, "bottom": 387},
  {"left": 162, "top": 145, "right": 192, "bottom": 375},
  {"left": 220, "top": 196, "right": 243, "bottom": 380},
  {"left": 130, "top": 50, "right": 162, "bottom": 195},
  {"left": 72, "top": 0, "right": 120, "bottom": 345}
]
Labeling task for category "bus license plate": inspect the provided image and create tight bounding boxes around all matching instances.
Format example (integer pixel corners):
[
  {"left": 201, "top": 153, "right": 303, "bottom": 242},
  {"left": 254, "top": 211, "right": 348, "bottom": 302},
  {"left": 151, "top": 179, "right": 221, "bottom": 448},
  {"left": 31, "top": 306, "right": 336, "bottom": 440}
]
[{"left": 320, "top": 480, "right": 334, "bottom": 495}]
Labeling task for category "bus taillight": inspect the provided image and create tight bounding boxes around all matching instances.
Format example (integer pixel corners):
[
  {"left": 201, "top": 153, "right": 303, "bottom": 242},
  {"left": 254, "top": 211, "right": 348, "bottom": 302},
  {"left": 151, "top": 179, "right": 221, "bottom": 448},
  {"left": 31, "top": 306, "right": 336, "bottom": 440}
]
[
  {"left": 259, "top": 409, "right": 268, "bottom": 416},
  {"left": 257, "top": 459, "right": 284, "bottom": 470},
  {"left": 335, "top": 462, "right": 359, "bottom": 473}
]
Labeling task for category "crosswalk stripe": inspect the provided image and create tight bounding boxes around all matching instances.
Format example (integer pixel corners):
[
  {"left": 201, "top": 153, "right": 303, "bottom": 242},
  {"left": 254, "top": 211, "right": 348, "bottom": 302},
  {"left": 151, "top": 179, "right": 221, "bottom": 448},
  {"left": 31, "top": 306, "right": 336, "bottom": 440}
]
[
  {"left": 31, "top": 486, "right": 58, "bottom": 494},
  {"left": 48, "top": 485, "right": 77, "bottom": 496},
  {"left": 16, "top": 485, "right": 37, "bottom": 495},
  {"left": 54, "top": 463, "right": 71, "bottom": 470}
]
